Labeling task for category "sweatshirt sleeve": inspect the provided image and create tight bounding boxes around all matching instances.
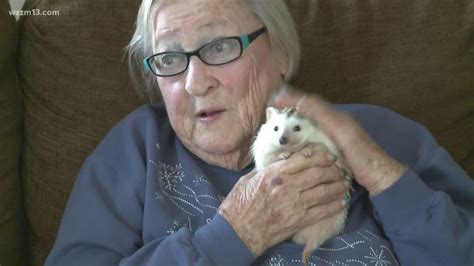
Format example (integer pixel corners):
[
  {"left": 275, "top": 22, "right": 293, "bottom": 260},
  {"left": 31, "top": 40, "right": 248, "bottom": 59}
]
[
  {"left": 45, "top": 155, "right": 255, "bottom": 266},
  {"left": 370, "top": 144, "right": 474, "bottom": 265}
]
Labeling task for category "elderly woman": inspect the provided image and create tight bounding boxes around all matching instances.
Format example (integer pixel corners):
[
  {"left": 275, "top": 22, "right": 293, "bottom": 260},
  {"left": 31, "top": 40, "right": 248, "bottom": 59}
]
[{"left": 46, "top": 0, "right": 474, "bottom": 265}]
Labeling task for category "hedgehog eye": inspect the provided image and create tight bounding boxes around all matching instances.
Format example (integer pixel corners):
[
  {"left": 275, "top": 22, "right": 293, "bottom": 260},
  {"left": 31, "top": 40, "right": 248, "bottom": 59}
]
[
  {"left": 294, "top": 125, "right": 301, "bottom": 132},
  {"left": 274, "top": 126, "right": 279, "bottom": 132}
]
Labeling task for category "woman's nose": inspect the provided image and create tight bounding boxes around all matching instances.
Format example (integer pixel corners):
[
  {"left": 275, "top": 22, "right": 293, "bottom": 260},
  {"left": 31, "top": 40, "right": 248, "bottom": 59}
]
[{"left": 184, "top": 57, "right": 218, "bottom": 97}]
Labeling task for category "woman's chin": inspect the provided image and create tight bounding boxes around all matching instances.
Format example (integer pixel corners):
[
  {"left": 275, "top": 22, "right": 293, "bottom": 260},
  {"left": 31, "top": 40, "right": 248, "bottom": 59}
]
[{"left": 194, "top": 135, "right": 241, "bottom": 156}]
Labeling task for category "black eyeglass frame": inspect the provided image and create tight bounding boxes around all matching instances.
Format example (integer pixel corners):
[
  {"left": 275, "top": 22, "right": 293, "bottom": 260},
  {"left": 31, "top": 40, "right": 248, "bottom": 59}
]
[{"left": 143, "top": 27, "right": 267, "bottom": 77}]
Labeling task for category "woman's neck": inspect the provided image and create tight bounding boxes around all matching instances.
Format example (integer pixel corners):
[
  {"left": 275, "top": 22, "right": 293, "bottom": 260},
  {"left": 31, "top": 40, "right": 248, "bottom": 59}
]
[{"left": 181, "top": 137, "right": 254, "bottom": 171}]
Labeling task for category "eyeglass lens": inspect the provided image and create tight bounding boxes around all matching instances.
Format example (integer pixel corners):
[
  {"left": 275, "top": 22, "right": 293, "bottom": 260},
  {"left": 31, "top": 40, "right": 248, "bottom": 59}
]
[{"left": 149, "top": 37, "right": 242, "bottom": 76}]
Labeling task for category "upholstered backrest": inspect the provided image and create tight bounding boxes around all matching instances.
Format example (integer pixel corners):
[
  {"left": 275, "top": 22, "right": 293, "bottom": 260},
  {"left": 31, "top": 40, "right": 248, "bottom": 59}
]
[{"left": 17, "top": 0, "right": 473, "bottom": 265}]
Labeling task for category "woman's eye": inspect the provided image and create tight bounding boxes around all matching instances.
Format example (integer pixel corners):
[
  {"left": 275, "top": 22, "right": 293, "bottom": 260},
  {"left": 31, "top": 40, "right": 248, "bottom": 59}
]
[
  {"left": 274, "top": 126, "right": 279, "bottom": 132},
  {"left": 211, "top": 41, "right": 228, "bottom": 53},
  {"left": 161, "top": 55, "right": 177, "bottom": 66},
  {"left": 294, "top": 125, "right": 301, "bottom": 132}
]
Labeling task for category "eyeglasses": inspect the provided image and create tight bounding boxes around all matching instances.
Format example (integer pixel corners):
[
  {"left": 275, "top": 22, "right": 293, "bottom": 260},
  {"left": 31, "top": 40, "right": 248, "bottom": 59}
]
[{"left": 143, "top": 27, "right": 266, "bottom": 77}]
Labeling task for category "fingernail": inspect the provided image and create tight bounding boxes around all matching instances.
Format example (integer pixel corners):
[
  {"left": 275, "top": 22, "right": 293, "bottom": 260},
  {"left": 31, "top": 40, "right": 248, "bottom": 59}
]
[
  {"left": 344, "top": 194, "right": 351, "bottom": 206},
  {"left": 344, "top": 180, "right": 351, "bottom": 188},
  {"left": 341, "top": 168, "right": 348, "bottom": 177},
  {"left": 341, "top": 198, "right": 346, "bottom": 207}
]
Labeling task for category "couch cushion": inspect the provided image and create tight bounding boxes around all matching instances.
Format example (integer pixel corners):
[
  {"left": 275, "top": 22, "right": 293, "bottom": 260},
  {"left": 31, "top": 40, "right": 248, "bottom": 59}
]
[
  {"left": 286, "top": 0, "right": 474, "bottom": 176},
  {"left": 0, "top": 1, "right": 26, "bottom": 266},
  {"left": 17, "top": 0, "right": 143, "bottom": 264}
]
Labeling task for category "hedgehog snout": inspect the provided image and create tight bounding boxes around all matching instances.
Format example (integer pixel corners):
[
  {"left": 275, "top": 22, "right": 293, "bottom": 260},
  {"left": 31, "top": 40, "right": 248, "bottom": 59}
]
[{"left": 279, "top": 136, "right": 288, "bottom": 145}]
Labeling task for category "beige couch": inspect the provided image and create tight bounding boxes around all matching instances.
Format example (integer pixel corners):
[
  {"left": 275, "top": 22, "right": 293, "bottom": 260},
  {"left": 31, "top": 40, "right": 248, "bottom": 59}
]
[{"left": 1, "top": 0, "right": 473, "bottom": 265}]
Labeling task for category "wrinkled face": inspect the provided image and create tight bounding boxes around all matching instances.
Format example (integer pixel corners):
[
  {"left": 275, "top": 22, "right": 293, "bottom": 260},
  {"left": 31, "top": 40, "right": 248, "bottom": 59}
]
[
  {"left": 153, "top": 0, "right": 285, "bottom": 157},
  {"left": 262, "top": 108, "right": 311, "bottom": 151}
]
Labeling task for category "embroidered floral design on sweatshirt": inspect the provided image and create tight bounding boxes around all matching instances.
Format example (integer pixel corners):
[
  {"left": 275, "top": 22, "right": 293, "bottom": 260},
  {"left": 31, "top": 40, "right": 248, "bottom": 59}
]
[
  {"left": 364, "top": 246, "right": 395, "bottom": 266},
  {"left": 263, "top": 254, "right": 287, "bottom": 266},
  {"left": 150, "top": 157, "right": 224, "bottom": 235},
  {"left": 166, "top": 217, "right": 193, "bottom": 234},
  {"left": 261, "top": 229, "right": 398, "bottom": 266}
]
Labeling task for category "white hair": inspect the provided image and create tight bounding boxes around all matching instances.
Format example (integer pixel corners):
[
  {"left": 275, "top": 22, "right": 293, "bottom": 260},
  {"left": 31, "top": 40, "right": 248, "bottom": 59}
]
[{"left": 125, "top": 0, "right": 300, "bottom": 101}]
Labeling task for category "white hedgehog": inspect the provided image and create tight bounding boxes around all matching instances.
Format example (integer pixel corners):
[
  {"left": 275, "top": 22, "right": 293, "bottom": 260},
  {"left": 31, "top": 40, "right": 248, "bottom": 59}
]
[{"left": 252, "top": 106, "right": 351, "bottom": 265}]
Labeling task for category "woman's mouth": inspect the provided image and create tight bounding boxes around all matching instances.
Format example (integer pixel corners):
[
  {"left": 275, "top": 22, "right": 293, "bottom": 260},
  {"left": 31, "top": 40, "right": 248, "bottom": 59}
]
[{"left": 196, "top": 109, "right": 225, "bottom": 123}]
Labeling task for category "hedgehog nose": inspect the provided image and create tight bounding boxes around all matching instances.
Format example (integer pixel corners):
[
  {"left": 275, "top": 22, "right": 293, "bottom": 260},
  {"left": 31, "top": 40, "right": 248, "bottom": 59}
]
[{"left": 279, "top": 136, "right": 288, "bottom": 145}]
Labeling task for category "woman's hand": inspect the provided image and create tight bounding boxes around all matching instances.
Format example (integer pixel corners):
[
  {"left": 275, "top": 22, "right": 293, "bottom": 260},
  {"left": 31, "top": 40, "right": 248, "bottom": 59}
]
[
  {"left": 272, "top": 88, "right": 406, "bottom": 196},
  {"left": 218, "top": 145, "right": 349, "bottom": 256}
]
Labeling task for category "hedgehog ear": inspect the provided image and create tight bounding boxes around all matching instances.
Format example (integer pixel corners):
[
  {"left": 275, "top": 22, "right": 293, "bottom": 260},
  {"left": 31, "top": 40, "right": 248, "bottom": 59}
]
[
  {"left": 287, "top": 107, "right": 296, "bottom": 117},
  {"left": 266, "top": 107, "right": 277, "bottom": 120}
]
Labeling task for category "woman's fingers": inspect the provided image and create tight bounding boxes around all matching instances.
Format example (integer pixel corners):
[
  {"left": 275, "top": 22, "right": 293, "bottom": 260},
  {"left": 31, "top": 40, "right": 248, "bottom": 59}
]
[
  {"left": 272, "top": 84, "right": 304, "bottom": 109},
  {"left": 300, "top": 180, "right": 349, "bottom": 208},
  {"left": 294, "top": 165, "right": 345, "bottom": 191},
  {"left": 303, "top": 196, "right": 347, "bottom": 225},
  {"left": 275, "top": 145, "right": 336, "bottom": 175}
]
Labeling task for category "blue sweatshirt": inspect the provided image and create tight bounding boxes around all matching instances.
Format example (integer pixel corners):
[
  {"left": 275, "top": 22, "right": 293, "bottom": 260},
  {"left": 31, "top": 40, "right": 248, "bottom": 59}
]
[{"left": 45, "top": 104, "right": 474, "bottom": 265}]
